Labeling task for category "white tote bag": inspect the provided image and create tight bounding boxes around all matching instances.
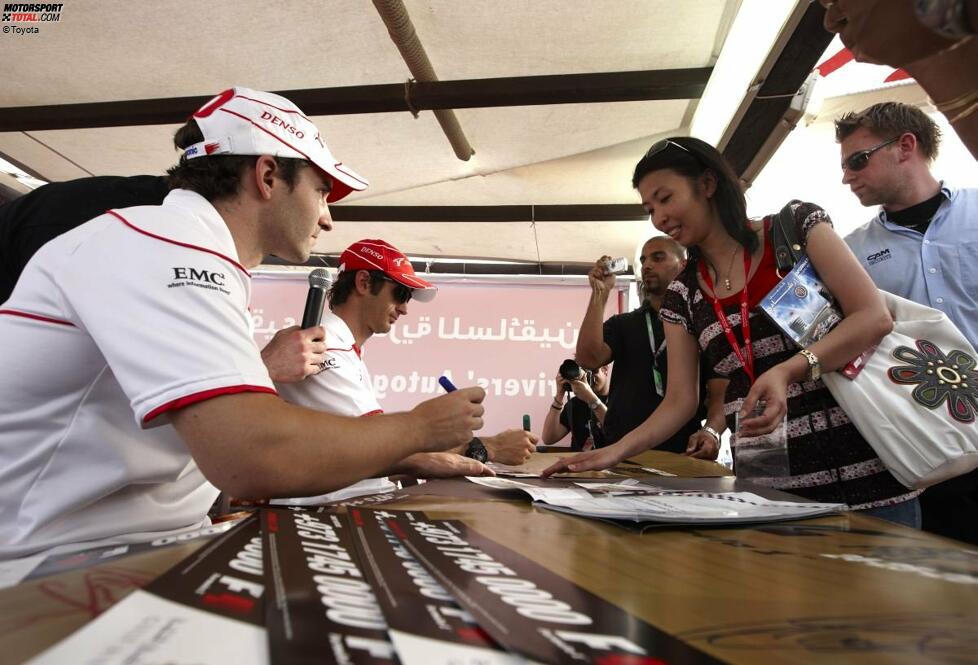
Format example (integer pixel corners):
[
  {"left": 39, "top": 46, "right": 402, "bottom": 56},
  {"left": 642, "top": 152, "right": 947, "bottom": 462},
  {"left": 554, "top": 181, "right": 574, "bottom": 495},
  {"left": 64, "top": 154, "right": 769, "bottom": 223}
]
[{"left": 822, "top": 291, "right": 978, "bottom": 489}]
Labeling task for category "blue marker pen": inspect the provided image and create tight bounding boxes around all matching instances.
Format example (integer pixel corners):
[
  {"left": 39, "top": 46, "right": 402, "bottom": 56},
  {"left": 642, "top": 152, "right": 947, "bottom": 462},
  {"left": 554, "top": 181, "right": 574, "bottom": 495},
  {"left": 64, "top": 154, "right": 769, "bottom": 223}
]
[{"left": 438, "top": 376, "right": 458, "bottom": 392}]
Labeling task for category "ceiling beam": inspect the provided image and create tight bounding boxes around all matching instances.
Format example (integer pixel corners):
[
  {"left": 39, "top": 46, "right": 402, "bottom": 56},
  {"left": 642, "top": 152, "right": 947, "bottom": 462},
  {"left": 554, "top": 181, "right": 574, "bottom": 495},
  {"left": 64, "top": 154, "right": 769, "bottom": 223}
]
[
  {"left": 0, "top": 68, "right": 713, "bottom": 132},
  {"left": 330, "top": 203, "right": 648, "bottom": 223},
  {"left": 721, "top": 2, "right": 832, "bottom": 177},
  {"left": 262, "top": 254, "right": 596, "bottom": 275}
]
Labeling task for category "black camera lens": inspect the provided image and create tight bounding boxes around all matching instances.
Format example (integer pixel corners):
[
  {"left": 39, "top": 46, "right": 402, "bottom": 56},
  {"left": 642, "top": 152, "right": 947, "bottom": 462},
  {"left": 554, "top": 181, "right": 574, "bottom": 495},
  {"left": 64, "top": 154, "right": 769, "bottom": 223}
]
[{"left": 558, "top": 359, "right": 583, "bottom": 381}]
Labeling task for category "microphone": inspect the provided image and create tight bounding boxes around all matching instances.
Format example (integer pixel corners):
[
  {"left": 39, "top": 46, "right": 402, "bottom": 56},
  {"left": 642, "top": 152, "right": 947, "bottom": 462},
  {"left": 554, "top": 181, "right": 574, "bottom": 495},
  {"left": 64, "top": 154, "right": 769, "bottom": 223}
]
[{"left": 301, "top": 268, "right": 331, "bottom": 329}]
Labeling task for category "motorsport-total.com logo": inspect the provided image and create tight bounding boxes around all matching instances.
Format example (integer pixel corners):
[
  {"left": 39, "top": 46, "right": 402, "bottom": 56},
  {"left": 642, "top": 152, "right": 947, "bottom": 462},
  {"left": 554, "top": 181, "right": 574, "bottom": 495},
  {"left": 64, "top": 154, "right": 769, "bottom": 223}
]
[{"left": 2, "top": 2, "right": 63, "bottom": 22}]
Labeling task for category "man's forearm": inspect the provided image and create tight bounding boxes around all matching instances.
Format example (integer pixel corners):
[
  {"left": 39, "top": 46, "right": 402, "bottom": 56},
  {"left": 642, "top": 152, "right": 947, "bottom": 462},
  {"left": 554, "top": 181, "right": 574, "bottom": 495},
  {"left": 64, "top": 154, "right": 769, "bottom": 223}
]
[
  {"left": 907, "top": 39, "right": 978, "bottom": 159},
  {"left": 541, "top": 400, "right": 568, "bottom": 445},
  {"left": 577, "top": 289, "right": 611, "bottom": 368},
  {"left": 173, "top": 393, "right": 441, "bottom": 499},
  {"left": 591, "top": 400, "right": 607, "bottom": 425}
]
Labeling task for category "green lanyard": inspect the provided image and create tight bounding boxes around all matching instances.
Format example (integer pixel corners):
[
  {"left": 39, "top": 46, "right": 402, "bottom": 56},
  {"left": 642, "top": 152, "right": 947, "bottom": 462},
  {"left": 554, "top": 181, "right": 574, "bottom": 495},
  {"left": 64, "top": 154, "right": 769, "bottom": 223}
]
[{"left": 645, "top": 310, "right": 666, "bottom": 397}]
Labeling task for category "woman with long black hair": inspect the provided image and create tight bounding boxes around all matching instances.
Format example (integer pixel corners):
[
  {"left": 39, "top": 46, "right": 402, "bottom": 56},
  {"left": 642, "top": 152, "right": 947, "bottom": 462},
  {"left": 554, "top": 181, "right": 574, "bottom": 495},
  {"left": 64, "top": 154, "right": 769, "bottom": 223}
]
[{"left": 543, "top": 137, "right": 921, "bottom": 526}]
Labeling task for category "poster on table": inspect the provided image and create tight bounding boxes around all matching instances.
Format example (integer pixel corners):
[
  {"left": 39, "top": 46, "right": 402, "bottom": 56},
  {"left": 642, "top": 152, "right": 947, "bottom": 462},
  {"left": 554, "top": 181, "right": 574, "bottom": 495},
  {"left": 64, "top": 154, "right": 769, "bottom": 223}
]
[
  {"left": 261, "top": 507, "right": 395, "bottom": 665},
  {"left": 347, "top": 507, "right": 520, "bottom": 665},
  {"left": 25, "top": 517, "right": 269, "bottom": 665},
  {"left": 20, "top": 519, "right": 241, "bottom": 583},
  {"left": 374, "top": 510, "right": 724, "bottom": 664}
]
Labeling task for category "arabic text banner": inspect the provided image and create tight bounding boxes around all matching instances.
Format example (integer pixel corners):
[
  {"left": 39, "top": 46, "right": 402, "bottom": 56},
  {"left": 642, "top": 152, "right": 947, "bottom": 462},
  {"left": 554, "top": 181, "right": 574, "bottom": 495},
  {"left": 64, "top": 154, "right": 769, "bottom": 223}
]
[{"left": 251, "top": 276, "right": 620, "bottom": 436}]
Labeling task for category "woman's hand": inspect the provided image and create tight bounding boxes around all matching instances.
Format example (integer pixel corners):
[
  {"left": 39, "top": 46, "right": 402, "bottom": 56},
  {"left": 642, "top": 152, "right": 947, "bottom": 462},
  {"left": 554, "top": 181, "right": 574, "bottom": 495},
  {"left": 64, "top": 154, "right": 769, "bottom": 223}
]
[
  {"left": 737, "top": 365, "right": 790, "bottom": 438},
  {"left": 540, "top": 442, "right": 629, "bottom": 477},
  {"left": 685, "top": 430, "right": 720, "bottom": 459}
]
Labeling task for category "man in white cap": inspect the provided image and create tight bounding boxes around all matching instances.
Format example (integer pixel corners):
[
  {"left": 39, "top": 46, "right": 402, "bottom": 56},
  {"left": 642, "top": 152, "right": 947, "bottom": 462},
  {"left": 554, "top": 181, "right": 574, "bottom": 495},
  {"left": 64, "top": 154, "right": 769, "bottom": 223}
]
[
  {"left": 276, "top": 239, "right": 536, "bottom": 503},
  {"left": 0, "top": 87, "right": 488, "bottom": 559}
]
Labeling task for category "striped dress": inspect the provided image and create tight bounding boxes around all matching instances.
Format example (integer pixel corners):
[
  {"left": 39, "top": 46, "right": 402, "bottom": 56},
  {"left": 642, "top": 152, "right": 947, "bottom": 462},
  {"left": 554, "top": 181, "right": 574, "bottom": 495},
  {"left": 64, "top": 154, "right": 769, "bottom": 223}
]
[{"left": 660, "top": 202, "right": 919, "bottom": 509}]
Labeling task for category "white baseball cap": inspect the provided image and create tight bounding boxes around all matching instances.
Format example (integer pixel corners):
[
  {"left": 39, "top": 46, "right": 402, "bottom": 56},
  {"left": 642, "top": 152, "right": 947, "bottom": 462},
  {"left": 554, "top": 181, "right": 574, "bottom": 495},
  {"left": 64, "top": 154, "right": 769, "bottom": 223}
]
[{"left": 182, "top": 86, "right": 368, "bottom": 202}]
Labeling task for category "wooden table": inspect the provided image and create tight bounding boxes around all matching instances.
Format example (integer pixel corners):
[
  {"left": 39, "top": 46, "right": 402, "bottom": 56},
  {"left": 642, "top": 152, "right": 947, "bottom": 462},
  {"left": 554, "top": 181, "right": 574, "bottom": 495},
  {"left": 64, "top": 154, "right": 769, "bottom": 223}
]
[{"left": 4, "top": 452, "right": 977, "bottom": 665}]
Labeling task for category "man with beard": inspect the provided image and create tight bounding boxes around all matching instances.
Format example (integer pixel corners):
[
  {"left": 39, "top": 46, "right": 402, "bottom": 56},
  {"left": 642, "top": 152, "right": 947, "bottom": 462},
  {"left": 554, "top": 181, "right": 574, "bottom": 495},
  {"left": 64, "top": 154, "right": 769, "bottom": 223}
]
[{"left": 577, "top": 236, "right": 719, "bottom": 456}]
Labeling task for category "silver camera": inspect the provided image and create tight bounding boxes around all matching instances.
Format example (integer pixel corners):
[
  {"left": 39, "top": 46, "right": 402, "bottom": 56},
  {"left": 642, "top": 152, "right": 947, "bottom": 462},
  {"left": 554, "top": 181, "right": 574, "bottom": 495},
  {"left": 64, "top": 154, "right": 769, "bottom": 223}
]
[{"left": 603, "top": 256, "right": 629, "bottom": 274}]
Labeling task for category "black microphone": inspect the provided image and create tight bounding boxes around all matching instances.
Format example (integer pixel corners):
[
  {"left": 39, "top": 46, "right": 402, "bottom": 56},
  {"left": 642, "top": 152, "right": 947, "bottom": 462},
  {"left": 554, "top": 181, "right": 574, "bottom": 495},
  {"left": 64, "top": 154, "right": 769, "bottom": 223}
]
[{"left": 301, "top": 268, "right": 331, "bottom": 329}]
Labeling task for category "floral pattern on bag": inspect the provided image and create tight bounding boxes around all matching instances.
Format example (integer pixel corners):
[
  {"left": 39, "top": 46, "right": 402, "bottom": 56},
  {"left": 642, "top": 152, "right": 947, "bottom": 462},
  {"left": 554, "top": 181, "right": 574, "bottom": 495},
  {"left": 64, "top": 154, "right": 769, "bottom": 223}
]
[{"left": 888, "top": 339, "right": 977, "bottom": 424}]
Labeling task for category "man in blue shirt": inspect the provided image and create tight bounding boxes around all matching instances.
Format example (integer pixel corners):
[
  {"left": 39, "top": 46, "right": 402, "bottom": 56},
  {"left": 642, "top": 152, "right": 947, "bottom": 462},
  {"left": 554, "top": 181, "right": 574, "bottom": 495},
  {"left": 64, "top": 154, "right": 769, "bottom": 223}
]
[{"left": 838, "top": 101, "right": 978, "bottom": 544}]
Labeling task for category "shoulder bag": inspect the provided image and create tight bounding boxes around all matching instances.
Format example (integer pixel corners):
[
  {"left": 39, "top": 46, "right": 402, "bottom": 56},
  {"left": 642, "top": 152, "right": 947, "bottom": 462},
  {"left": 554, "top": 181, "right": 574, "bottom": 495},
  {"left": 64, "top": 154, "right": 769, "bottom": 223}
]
[{"left": 771, "top": 202, "right": 978, "bottom": 489}]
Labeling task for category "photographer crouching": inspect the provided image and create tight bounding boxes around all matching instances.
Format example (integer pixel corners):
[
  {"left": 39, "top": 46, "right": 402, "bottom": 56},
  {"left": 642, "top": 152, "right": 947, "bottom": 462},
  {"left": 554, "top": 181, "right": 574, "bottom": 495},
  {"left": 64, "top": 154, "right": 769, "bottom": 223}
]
[{"left": 541, "top": 359, "right": 610, "bottom": 451}]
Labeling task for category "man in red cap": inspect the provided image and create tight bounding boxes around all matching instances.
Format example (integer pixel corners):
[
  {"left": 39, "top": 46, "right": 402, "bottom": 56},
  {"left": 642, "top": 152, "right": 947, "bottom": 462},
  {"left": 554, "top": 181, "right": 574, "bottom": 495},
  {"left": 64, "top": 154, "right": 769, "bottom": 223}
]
[
  {"left": 0, "top": 88, "right": 488, "bottom": 559},
  {"left": 277, "top": 239, "right": 536, "bottom": 504}
]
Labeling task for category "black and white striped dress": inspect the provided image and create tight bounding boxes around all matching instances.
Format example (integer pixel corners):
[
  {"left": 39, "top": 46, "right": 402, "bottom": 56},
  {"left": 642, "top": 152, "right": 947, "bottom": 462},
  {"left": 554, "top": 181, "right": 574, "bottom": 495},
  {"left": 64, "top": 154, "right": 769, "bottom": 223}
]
[{"left": 660, "top": 202, "right": 919, "bottom": 509}]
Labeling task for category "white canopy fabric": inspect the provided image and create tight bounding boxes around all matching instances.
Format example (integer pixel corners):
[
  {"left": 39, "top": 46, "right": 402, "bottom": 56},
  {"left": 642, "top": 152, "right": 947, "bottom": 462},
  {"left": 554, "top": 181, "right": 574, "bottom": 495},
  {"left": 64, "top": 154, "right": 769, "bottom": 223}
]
[{"left": 6, "top": 1, "right": 971, "bottom": 266}]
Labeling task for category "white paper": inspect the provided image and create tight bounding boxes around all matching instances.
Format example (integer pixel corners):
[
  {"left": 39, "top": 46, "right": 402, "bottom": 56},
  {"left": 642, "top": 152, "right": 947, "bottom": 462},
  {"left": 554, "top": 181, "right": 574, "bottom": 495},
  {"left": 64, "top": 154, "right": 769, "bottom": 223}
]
[
  {"left": 25, "top": 589, "right": 268, "bottom": 665},
  {"left": 486, "top": 462, "right": 540, "bottom": 477},
  {"left": 637, "top": 467, "right": 677, "bottom": 477},
  {"left": 467, "top": 477, "right": 843, "bottom": 525},
  {"left": 390, "top": 629, "right": 531, "bottom": 665},
  {"left": 573, "top": 479, "right": 662, "bottom": 493},
  {"left": 0, "top": 553, "right": 46, "bottom": 589},
  {"left": 466, "top": 476, "right": 591, "bottom": 502},
  {"left": 536, "top": 492, "right": 845, "bottom": 524},
  {"left": 465, "top": 476, "right": 538, "bottom": 490}
]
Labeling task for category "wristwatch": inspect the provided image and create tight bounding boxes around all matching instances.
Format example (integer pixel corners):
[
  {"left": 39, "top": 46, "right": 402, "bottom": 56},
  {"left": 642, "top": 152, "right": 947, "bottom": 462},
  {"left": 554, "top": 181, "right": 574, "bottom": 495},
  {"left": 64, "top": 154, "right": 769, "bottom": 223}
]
[
  {"left": 701, "top": 426, "right": 721, "bottom": 444},
  {"left": 464, "top": 437, "right": 489, "bottom": 463},
  {"left": 799, "top": 348, "right": 821, "bottom": 381}
]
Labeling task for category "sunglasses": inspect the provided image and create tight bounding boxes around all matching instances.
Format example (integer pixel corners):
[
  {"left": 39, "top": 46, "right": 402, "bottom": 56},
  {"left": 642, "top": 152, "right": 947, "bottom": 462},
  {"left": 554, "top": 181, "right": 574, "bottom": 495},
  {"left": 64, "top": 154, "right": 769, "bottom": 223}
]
[
  {"left": 841, "top": 137, "right": 899, "bottom": 172},
  {"left": 381, "top": 276, "right": 413, "bottom": 304},
  {"left": 644, "top": 138, "right": 693, "bottom": 159}
]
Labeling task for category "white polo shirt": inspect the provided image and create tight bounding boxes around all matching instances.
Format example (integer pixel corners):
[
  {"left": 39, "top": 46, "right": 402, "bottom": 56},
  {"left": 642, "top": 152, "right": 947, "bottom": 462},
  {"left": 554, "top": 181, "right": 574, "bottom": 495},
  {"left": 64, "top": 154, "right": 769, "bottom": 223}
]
[
  {"left": 0, "top": 189, "right": 275, "bottom": 559},
  {"left": 275, "top": 311, "right": 396, "bottom": 502}
]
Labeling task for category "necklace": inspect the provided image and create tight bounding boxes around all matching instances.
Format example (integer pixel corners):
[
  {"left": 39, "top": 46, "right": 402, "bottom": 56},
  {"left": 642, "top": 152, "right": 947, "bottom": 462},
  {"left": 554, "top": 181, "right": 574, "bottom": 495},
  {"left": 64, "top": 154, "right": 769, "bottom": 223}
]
[{"left": 710, "top": 246, "right": 740, "bottom": 291}]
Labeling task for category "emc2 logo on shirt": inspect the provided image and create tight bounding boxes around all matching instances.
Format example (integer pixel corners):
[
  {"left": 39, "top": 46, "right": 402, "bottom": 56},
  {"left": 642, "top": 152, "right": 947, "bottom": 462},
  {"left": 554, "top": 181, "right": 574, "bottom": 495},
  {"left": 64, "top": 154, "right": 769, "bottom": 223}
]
[{"left": 168, "top": 267, "right": 231, "bottom": 295}]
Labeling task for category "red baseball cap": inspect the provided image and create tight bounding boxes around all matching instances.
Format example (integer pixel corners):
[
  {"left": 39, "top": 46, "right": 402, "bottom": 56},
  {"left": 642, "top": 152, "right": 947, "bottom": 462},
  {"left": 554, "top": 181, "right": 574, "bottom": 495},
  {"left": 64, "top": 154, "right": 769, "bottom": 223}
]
[{"left": 338, "top": 239, "right": 436, "bottom": 302}]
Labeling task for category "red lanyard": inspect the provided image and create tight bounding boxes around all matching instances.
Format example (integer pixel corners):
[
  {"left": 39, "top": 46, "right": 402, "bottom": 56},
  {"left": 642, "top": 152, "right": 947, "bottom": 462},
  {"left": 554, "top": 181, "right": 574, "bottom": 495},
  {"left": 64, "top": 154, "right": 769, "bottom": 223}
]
[{"left": 698, "top": 249, "right": 755, "bottom": 384}]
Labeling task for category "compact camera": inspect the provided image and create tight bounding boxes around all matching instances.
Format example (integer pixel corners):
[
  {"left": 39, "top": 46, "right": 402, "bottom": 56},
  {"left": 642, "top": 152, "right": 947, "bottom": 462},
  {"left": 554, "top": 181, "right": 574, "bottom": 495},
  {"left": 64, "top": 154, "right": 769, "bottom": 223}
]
[{"left": 603, "top": 256, "right": 629, "bottom": 274}]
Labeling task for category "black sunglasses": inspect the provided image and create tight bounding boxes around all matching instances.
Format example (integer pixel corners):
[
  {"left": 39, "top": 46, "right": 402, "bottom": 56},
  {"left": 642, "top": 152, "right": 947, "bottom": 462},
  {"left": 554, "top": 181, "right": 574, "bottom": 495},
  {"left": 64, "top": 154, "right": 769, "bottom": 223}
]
[
  {"left": 381, "top": 276, "right": 413, "bottom": 304},
  {"left": 842, "top": 137, "right": 899, "bottom": 172}
]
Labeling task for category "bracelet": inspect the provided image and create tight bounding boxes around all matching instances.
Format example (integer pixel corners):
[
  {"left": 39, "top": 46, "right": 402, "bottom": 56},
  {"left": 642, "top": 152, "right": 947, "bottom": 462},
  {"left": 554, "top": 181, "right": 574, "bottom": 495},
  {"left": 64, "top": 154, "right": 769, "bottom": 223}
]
[
  {"left": 701, "top": 426, "right": 721, "bottom": 444},
  {"left": 947, "top": 97, "right": 978, "bottom": 124},
  {"left": 933, "top": 87, "right": 978, "bottom": 114},
  {"left": 551, "top": 399, "right": 563, "bottom": 410}
]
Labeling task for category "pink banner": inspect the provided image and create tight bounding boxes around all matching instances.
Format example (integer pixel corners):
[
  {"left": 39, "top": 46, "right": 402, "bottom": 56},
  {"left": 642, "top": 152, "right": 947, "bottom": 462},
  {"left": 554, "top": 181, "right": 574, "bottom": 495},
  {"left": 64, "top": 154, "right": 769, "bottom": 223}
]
[{"left": 251, "top": 274, "right": 620, "bottom": 437}]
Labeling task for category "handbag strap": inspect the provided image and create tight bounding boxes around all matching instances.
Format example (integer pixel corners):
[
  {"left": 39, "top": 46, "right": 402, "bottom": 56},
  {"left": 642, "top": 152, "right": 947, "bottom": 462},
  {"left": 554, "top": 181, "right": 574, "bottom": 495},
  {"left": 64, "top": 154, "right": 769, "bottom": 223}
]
[{"left": 772, "top": 199, "right": 804, "bottom": 276}]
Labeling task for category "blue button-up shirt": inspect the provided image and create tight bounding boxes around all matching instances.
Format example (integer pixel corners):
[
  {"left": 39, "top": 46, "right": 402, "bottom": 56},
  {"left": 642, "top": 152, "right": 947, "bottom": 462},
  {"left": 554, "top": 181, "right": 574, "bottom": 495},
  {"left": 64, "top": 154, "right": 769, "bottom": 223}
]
[{"left": 844, "top": 184, "right": 978, "bottom": 350}]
